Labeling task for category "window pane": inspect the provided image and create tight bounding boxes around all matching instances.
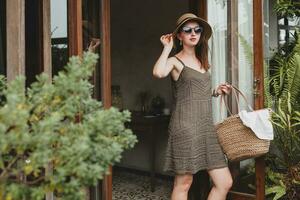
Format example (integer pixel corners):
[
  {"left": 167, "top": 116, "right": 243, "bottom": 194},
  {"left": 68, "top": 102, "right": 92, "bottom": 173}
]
[
  {"left": 51, "top": 0, "right": 68, "bottom": 76},
  {"left": 51, "top": 0, "right": 68, "bottom": 38},
  {"left": 208, "top": 0, "right": 228, "bottom": 123},
  {"left": 238, "top": 0, "right": 253, "bottom": 109}
]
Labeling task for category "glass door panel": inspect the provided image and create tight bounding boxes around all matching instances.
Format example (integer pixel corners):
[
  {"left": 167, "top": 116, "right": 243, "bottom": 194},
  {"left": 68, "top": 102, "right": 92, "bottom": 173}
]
[
  {"left": 237, "top": 0, "right": 254, "bottom": 109},
  {"left": 207, "top": 0, "right": 228, "bottom": 123},
  {"left": 82, "top": 0, "right": 102, "bottom": 100},
  {"left": 82, "top": 1, "right": 102, "bottom": 198},
  {"left": 208, "top": 1, "right": 255, "bottom": 118},
  {"left": 208, "top": 0, "right": 270, "bottom": 196}
]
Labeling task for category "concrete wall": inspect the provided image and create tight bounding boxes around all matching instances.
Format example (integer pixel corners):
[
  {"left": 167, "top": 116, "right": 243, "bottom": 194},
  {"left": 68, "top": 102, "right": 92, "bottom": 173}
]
[
  {"left": 111, "top": 0, "right": 188, "bottom": 174},
  {"left": 111, "top": 0, "right": 188, "bottom": 111}
]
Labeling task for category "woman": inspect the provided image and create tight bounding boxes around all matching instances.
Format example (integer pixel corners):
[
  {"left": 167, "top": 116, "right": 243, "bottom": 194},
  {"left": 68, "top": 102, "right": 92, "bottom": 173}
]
[{"left": 152, "top": 13, "right": 233, "bottom": 200}]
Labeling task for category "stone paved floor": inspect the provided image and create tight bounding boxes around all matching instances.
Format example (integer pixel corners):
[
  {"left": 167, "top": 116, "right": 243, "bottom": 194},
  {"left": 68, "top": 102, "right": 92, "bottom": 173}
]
[{"left": 112, "top": 169, "right": 173, "bottom": 200}]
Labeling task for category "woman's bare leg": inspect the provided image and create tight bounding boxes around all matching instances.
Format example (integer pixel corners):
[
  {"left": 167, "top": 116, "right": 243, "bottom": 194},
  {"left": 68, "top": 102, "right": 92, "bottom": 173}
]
[
  {"left": 207, "top": 167, "right": 233, "bottom": 200},
  {"left": 171, "top": 174, "right": 193, "bottom": 200}
]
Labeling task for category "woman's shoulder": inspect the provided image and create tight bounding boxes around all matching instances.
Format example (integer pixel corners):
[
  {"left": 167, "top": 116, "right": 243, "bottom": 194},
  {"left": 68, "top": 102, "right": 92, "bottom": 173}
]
[
  {"left": 167, "top": 56, "right": 177, "bottom": 61},
  {"left": 168, "top": 56, "right": 184, "bottom": 67},
  {"left": 168, "top": 54, "right": 184, "bottom": 63},
  {"left": 166, "top": 56, "right": 179, "bottom": 66}
]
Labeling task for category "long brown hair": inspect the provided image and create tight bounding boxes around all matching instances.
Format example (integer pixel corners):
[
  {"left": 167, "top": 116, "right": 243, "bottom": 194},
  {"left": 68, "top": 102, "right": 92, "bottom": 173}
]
[{"left": 174, "top": 23, "right": 210, "bottom": 71}]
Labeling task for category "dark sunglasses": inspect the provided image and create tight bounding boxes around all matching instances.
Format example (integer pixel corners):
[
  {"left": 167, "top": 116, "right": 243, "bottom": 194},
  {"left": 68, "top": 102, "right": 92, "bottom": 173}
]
[{"left": 181, "top": 26, "right": 203, "bottom": 34}]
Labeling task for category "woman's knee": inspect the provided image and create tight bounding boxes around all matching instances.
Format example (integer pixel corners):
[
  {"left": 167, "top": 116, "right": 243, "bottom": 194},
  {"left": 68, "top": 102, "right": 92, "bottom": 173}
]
[
  {"left": 224, "top": 175, "right": 233, "bottom": 191},
  {"left": 213, "top": 177, "right": 232, "bottom": 195},
  {"left": 216, "top": 175, "right": 233, "bottom": 192},
  {"left": 174, "top": 174, "right": 193, "bottom": 192},
  {"left": 210, "top": 169, "right": 233, "bottom": 192}
]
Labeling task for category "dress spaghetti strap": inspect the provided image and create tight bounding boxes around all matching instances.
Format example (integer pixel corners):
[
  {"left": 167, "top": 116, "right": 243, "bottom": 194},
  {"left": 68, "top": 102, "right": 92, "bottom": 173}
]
[{"left": 174, "top": 56, "right": 186, "bottom": 68}]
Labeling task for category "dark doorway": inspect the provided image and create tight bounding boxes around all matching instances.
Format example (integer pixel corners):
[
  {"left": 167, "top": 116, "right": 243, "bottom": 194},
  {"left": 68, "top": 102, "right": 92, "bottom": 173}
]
[
  {"left": 0, "top": 0, "right": 6, "bottom": 76},
  {"left": 25, "top": 0, "right": 44, "bottom": 86}
]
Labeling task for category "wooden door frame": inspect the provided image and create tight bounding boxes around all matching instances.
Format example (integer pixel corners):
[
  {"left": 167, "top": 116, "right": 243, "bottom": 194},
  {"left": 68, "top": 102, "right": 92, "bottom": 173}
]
[
  {"left": 67, "top": 0, "right": 111, "bottom": 110},
  {"left": 253, "top": 0, "right": 265, "bottom": 199},
  {"left": 5, "top": 0, "right": 108, "bottom": 199},
  {"left": 7, "top": 0, "right": 52, "bottom": 198},
  {"left": 42, "top": 0, "right": 52, "bottom": 78},
  {"left": 68, "top": 0, "right": 83, "bottom": 57},
  {"left": 100, "top": 0, "right": 112, "bottom": 199},
  {"left": 67, "top": 0, "right": 112, "bottom": 197},
  {"left": 228, "top": 0, "right": 266, "bottom": 199},
  {"left": 6, "top": 0, "right": 25, "bottom": 81}
]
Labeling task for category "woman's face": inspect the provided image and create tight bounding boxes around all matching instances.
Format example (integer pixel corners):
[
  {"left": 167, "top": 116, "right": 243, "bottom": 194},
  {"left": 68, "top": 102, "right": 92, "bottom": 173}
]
[{"left": 177, "top": 21, "right": 202, "bottom": 47}]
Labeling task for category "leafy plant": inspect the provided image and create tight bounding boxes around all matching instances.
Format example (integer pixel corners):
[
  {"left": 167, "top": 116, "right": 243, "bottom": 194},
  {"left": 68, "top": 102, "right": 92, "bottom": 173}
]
[
  {"left": 264, "top": 31, "right": 300, "bottom": 199},
  {"left": 274, "top": 0, "right": 300, "bottom": 18},
  {"left": 269, "top": 32, "right": 300, "bottom": 109},
  {"left": 239, "top": 28, "right": 300, "bottom": 199},
  {"left": 267, "top": 92, "right": 300, "bottom": 199},
  {"left": 265, "top": 167, "right": 287, "bottom": 200},
  {"left": 260, "top": 29, "right": 300, "bottom": 199},
  {"left": 0, "top": 52, "right": 137, "bottom": 200}
]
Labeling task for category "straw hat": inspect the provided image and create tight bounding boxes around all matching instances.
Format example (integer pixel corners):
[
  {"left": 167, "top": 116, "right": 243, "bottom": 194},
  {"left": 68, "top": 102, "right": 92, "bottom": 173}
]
[{"left": 173, "top": 13, "right": 212, "bottom": 40}]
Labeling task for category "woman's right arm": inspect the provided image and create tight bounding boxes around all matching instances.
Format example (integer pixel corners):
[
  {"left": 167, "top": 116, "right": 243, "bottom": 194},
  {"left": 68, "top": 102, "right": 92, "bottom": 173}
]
[{"left": 152, "top": 34, "right": 174, "bottom": 78}]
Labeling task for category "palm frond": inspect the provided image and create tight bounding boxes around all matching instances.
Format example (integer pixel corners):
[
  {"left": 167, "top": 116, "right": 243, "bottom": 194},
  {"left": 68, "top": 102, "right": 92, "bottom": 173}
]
[
  {"left": 280, "top": 32, "right": 300, "bottom": 106},
  {"left": 287, "top": 54, "right": 300, "bottom": 104},
  {"left": 238, "top": 33, "right": 253, "bottom": 66}
]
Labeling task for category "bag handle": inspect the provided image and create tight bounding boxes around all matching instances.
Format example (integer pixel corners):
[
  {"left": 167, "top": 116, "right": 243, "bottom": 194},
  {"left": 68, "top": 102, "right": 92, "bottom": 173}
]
[
  {"left": 219, "top": 85, "right": 254, "bottom": 117},
  {"left": 231, "top": 85, "right": 254, "bottom": 111}
]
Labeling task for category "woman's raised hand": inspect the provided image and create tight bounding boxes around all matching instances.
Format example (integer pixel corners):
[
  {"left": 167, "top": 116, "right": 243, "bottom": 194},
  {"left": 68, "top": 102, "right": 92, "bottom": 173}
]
[{"left": 160, "top": 34, "right": 173, "bottom": 50}]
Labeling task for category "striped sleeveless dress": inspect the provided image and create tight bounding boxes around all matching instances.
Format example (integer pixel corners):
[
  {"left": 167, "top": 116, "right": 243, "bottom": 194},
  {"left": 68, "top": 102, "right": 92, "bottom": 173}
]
[{"left": 164, "top": 56, "right": 227, "bottom": 174}]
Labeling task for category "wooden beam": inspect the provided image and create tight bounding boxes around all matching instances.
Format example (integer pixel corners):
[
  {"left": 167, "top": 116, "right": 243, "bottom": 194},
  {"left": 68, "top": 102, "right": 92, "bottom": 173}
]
[
  {"left": 41, "top": 1, "right": 53, "bottom": 199},
  {"left": 253, "top": 0, "right": 264, "bottom": 108},
  {"left": 68, "top": 0, "right": 83, "bottom": 56},
  {"left": 255, "top": 156, "right": 266, "bottom": 200},
  {"left": 197, "top": 0, "right": 207, "bottom": 20},
  {"left": 229, "top": 191, "right": 256, "bottom": 200},
  {"left": 42, "top": 0, "right": 52, "bottom": 78},
  {"left": 253, "top": 0, "right": 265, "bottom": 199},
  {"left": 101, "top": 0, "right": 112, "bottom": 199},
  {"left": 189, "top": 0, "right": 207, "bottom": 20},
  {"left": 101, "top": 0, "right": 111, "bottom": 109},
  {"left": 6, "top": 0, "right": 25, "bottom": 81},
  {"left": 227, "top": 0, "right": 239, "bottom": 114}
]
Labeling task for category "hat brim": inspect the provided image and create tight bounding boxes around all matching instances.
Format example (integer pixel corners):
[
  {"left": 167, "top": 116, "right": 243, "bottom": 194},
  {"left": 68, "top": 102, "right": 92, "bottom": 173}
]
[{"left": 172, "top": 17, "right": 212, "bottom": 40}]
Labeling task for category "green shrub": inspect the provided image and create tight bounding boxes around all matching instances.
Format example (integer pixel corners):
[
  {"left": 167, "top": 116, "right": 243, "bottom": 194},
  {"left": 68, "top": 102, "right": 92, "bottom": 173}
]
[{"left": 0, "top": 52, "right": 137, "bottom": 200}]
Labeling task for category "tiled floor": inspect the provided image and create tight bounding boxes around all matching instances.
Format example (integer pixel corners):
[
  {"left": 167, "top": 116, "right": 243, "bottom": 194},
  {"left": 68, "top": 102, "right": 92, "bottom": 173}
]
[{"left": 112, "top": 169, "right": 173, "bottom": 200}]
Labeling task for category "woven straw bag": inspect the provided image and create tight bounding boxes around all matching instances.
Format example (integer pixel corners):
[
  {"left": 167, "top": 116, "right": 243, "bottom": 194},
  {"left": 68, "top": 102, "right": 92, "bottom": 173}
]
[{"left": 215, "top": 86, "right": 270, "bottom": 162}]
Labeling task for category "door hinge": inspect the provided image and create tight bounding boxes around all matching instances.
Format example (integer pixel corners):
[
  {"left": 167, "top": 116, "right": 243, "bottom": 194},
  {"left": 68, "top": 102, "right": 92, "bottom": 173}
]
[{"left": 253, "top": 78, "right": 260, "bottom": 97}]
